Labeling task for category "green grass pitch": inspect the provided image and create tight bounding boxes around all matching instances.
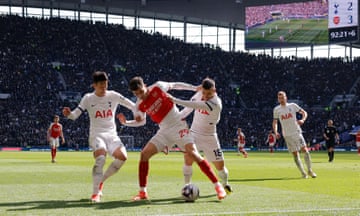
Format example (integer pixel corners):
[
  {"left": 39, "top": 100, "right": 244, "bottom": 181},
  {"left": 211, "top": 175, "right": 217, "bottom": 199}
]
[
  {"left": 0, "top": 151, "right": 359, "bottom": 215},
  {"left": 246, "top": 18, "right": 328, "bottom": 45}
]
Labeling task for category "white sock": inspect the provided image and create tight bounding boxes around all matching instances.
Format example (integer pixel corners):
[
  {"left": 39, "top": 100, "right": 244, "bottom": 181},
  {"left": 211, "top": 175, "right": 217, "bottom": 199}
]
[
  {"left": 183, "top": 165, "right": 193, "bottom": 184},
  {"left": 102, "top": 159, "right": 125, "bottom": 183},
  {"left": 293, "top": 154, "right": 306, "bottom": 175},
  {"left": 140, "top": 187, "right": 147, "bottom": 192},
  {"left": 92, "top": 155, "right": 106, "bottom": 194},
  {"left": 304, "top": 151, "right": 312, "bottom": 172},
  {"left": 218, "top": 167, "right": 229, "bottom": 186}
]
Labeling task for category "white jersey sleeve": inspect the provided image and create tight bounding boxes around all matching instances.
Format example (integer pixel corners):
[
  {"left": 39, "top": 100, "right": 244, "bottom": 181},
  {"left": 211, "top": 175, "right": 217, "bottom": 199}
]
[
  {"left": 179, "top": 107, "right": 193, "bottom": 120},
  {"left": 173, "top": 92, "right": 214, "bottom": 111},
  {"left": 122, "top": 100, "right": 147, "bottom": 127},
  {"left": 153, "top": 81, "right": 197, "bottom": 92},
  {"left": 67, "top": 93, "right": 90, "bottom": 120},
  {"left": 176, "top": 92, "right": 199, "bottom": 120}
]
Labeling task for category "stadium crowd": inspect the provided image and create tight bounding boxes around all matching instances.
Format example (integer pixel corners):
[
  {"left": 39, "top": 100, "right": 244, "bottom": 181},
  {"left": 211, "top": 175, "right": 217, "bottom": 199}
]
[{"left": 0, "top": 15, "right": 359, "bottom": 150}]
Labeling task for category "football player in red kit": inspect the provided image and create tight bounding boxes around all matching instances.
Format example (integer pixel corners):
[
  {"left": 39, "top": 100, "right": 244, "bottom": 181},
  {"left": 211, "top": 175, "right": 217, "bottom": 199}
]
[
  {"left": 117, "top": 76, "right": 227, "bottom": 201},
  {"left": 266, "top": 130, "right": 277, "bottom": 154},
  {"left": 236, "top": 128, "right": 248, "bottom": 158},
  {"left": 47, "top": 115, "right": 65, "bottom": 163}
]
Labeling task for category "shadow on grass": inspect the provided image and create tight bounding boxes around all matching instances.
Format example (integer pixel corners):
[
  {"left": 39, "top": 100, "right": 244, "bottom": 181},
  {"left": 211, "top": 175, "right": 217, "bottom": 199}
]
[
  {"left": 2, "top": 194, "right": 220, "bottom": 211},
  {"left": 230, "top": 177, "right": 299, "bottom": 182}
]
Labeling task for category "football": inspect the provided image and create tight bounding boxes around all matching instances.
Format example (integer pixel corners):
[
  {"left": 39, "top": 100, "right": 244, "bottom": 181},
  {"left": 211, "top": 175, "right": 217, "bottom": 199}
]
[{"left": 181, "top": 184, "right": 200, "bottom": 202}]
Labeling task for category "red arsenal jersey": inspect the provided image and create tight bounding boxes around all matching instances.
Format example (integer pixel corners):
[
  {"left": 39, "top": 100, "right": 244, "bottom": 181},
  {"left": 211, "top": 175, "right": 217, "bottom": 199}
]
[
  {"left": 138, "top": 86, "right": 174, "bottom": 124},
  {"left": 50, "top": 123, "right": 62, "bottom": 138}
]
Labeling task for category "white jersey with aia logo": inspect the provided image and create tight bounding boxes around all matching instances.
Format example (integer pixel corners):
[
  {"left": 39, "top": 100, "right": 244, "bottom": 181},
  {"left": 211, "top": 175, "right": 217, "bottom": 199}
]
[
  {"left": 68, "top": 90, "right": 135, "bottom": 136},
  {"left": 273, "top": 102, "right": 302, "bottom": 137}
]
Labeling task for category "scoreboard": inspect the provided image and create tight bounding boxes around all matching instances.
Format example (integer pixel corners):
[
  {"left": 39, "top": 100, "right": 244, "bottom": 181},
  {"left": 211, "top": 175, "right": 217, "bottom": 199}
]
[{"left": 328, "top": 0, "right": 359, "bottom": 43}]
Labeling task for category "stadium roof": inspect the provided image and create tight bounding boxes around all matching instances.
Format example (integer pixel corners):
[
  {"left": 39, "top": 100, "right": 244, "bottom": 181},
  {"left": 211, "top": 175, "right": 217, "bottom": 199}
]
[
  {"left": 1, "top": 0, "right": 318, "bottom": 28},
  {"left": 2, "top": 0, "right": 359, "bottom": 47}
]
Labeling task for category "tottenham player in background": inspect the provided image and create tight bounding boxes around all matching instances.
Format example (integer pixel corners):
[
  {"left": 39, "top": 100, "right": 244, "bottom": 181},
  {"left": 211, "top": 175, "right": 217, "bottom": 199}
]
[
  {"left": 117, "top": 76, "right": 227, "bottom": 201},
  {"left": 272, "top": 91, "right": 317, "bottom": 179},
  {"left": 62, "top": 71, "right": 136, "bottom": 203},
  {"left": 169, "top": 77, "right": 233, "bottom": 194}
]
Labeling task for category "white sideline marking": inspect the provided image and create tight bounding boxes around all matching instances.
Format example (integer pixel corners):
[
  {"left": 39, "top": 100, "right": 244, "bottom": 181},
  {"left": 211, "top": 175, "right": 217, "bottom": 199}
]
[{"left": 148, "top": 207, "right": 360, "bottom": 216}]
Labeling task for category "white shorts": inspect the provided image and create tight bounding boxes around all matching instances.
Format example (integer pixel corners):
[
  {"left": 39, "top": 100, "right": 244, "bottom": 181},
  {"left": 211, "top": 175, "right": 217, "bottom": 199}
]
[
  {"left": 49, "top": 137, "right": 60, "bottom": 148},
  {"left": 192, "top": 131, "right": 224, "bottom": 162},
  {"left": 89, "top": 132, "right": 125, "bottom": 156},
  {"left": 238, "top": 143, "right": 245, "bottom": 148},
  {"left": 269, "top": 143, "right": 275, "bottom": 147},
  {"left": 283, "top": 133, "right": 306, "bottom": 153},
  {"left": 150, "top": 120, "right": 194, "bottom": 153},
  {"left": 356, "top": 142, "right": 360, "bottom": 148}
]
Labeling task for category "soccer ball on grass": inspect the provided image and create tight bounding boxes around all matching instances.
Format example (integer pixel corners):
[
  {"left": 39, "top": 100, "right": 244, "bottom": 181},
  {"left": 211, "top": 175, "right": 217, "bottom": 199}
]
[{"left": 181, "top": 184, "right": 200, "bottom": 202}]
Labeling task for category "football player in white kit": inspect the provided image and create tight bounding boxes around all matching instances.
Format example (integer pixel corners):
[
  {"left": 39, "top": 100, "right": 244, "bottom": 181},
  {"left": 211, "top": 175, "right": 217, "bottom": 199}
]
[
  {"left": 117, "top": 76, "right": 227, "bottom": 201},
  {"left": 272, "top": 91, "right": 316, "bottom": 179},
  {"left": 62, "top": 71, "right": 136, "bottom": 203},
  {"left": 169, "top": 77, "right": 233, "bottom": 194}
]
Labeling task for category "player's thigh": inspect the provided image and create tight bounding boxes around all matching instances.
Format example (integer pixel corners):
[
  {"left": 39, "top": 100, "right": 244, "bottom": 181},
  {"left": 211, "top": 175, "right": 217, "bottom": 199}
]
[
  {"left": 153, "top": 122, "right": 194, "bottom": 152},
  {"left": 49, "top": 137, "right": 57, "bottom": 148},
  {"left": 326, "top": 141, "right": 335, "bottom": 149},
  {"left": 107, "top": 135, "right": 127, "bottom": 159},
  {"left": 194, "top": 133, "right": 224, "bottom": 162},
  {"left": 284, "top": 134, "right": 305, "bottom": 152},
  {"left": 149, "top": 130, "right": 169, "bottom": 153},
  {"left": 55, "top": 139, "right": 60, "bottom": 147},
  {"left": 89, "top": 134, "right": 107, "bottom": 152}
]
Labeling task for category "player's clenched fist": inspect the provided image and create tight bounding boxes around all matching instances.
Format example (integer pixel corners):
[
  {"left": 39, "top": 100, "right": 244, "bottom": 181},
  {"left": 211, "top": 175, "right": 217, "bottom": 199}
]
[{"left": 62, "top": 107, "right": 71, "bottom": 117}]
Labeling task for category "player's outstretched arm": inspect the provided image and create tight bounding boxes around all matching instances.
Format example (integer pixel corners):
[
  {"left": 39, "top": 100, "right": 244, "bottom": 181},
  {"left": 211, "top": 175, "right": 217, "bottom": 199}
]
[
  {"left": 62, "top": 106, "right": 82, "bottom": 120},
  {"left": 117, "top": 112, "right": 146, "bottom": 127},
  {"left": 157, "top": 81, "right": 197, "bottom": 92}
]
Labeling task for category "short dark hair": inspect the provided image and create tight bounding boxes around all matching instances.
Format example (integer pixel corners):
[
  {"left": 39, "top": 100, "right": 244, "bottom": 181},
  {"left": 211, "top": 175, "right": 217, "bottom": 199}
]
[
  {"left": 92, "top": 71, "right": 108, "bottom": 83},
  {"left": 129, "top": 76, "right": 144, "bottom": 91},
  {"left": 202, "top": 77, "right": 215, "bottom": 90}
]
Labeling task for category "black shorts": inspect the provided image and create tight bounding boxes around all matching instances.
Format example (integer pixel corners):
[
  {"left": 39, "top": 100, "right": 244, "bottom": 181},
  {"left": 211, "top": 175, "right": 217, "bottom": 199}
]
[{"left": 326, "top": 141, "right": 335, "bottom": 149}]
